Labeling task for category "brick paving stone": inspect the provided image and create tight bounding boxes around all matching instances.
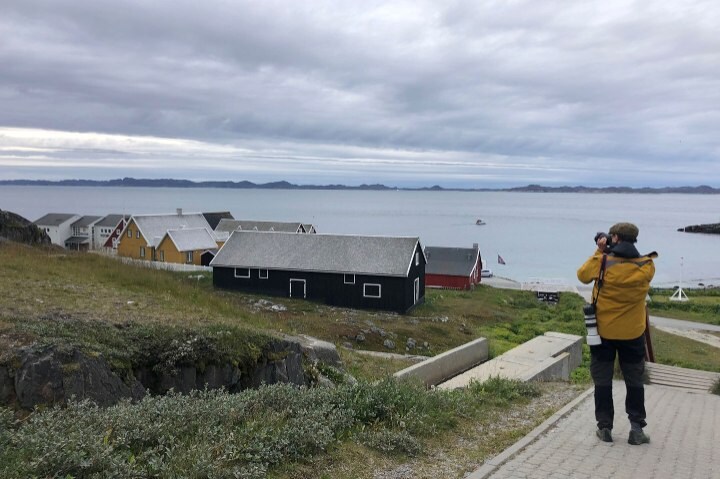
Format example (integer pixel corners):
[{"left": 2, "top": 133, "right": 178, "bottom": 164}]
[{"left": 481, "top": 382, "right": 720, "bottom": 479}]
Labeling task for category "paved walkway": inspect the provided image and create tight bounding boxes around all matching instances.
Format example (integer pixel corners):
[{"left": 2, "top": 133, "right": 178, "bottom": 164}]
[{"left": 470, "top": 382, "right": 720, "bottom": 479}]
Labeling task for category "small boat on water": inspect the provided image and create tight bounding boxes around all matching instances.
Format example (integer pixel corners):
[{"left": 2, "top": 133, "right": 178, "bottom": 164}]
[{"left": 475, "top": 219, "right": 486, "bottom": 225}]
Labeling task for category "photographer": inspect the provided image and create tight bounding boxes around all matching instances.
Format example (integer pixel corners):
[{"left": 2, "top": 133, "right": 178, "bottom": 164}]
[{"left": 577, "top": 222, "right": 657, "bottom": 445}]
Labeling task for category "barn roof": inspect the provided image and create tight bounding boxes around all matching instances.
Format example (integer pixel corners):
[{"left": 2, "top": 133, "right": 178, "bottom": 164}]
[
  {"left": 214, "top": 219, "right": 304, "bottom": 234},
  {"left": 212, "top": 231, "right": 423, "bottom": 277},
  {"left": 424, "top": 246, "right": 480, "bottom": 277},
  {"left": 163, "top": 227, "right": 218, "bottom": 252}
]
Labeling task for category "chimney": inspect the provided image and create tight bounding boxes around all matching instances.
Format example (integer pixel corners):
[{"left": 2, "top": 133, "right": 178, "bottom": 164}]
[{"left": 176, "top": 208, "right": 183, "bottom": 216}]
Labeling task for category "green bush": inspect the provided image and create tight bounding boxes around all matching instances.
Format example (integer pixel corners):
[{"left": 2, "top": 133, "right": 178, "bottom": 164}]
[{"left": 0, "top": 378, "right": 541, "bottom": 478}]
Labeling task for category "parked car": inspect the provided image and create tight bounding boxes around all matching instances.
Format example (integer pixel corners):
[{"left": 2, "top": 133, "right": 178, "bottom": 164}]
[{"left": 481, "top": 268, "right": 493, "bottom": 278}]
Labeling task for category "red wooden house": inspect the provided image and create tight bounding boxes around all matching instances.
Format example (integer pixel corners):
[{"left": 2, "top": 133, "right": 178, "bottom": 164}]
[{"left": 424, "top": 244, "right": 482, "bottom": 290}]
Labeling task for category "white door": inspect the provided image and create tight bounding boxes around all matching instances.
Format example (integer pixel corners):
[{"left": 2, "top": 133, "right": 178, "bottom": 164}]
[{"left": 414, "top": 277, "right": 420, "bottom": 303}]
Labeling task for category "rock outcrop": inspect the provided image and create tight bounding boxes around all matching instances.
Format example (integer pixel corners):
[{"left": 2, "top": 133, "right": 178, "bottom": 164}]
[
  {"left": 678, "top": 223, "right": 720, "bottom": 234},
  {"left": 0, "top": 209, "right": 50, "bottom": 245},
  {"left": 1, "top": 335, "right": 344, "bottom": 411}
]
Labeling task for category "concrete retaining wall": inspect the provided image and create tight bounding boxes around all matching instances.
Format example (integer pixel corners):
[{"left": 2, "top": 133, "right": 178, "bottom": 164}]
[{"left": 393, "top": 337, "right": 488, "bottom": 387}]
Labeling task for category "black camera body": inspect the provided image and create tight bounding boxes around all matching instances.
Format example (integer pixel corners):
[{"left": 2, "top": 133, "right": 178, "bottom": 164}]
[{"left": 594, "top": 232, "right": 614, "bottom": 251}]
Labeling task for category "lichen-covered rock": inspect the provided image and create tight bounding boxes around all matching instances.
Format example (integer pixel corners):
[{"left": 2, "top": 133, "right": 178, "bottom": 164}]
[
  {"left": 240, "top": 339, "right": 307, "bottom": 389},
  {"left": 293, "top": 334, "right": 343, "bottom": 368},
  {"left": 1, "top": 335, "right": 338, "bottom": 410},
  {"left": 12, "top": 346, "right": 142, "bottom": 409},
  {"left": 0, "top": 209, "right": 50, "bottom": 245}
]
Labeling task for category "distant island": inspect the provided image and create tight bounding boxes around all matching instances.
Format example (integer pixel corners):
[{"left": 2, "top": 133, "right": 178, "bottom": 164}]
[
  {"left": 1, "top": 178, "right": 719, "bottom": 194},
  {"left": 678, "top": 223, "right": 720, "bottom": 234}
]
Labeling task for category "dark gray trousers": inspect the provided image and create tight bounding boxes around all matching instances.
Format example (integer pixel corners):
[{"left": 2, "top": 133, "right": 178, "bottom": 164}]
[{"left": 590, "top": 335, "right": 647, "bottom": 430}]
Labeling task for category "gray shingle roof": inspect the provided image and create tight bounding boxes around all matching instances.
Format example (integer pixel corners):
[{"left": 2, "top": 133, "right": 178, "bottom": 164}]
[
  {"left": 164, "top": 228, "right": 218, "bottom": 252},
  {"left": 212, "top": 231, "right": 422, "bottom": 277},
  {"left": 128, "top": 213, "right": 213, "bottom": 248},
  {"left": 202, "top": 211, "right": 234, "bottom": 230},
  {"left": 71, "top": 215, "right": 102, "bottom": 228},
  {"left": 95, "top": 214, "right": 128, "bottom": 227},
  {"left": 424, "top": 246, "right": 480, "bottom": 277},
  {"left": 214, "top": 219, "right": 304, "bottom": 234},
  {"left": 34, "top": 213, "right": 79, "bottom": 226}
]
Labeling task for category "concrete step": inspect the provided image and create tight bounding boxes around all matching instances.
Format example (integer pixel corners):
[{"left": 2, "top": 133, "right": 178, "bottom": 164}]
[
  {"left": 646, "top": 362, "right": 720, "bottom": 391},
  {"left": 437, "top": 332, "right": 583, "bottom": 390}
]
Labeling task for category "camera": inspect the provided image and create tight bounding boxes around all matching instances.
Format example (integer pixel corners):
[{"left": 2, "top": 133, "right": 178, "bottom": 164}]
[
  {"left": 583, "top": 303, "right": 602, "bottom": 346},
  {"left": 594, "top": 232, "right": 614, "bottom": 252}
]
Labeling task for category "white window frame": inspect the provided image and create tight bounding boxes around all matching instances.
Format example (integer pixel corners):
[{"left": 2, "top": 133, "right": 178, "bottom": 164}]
[
  {"left": 415, "top": 251, "right": 420, "bottom": 266},
  {"left": 363, "top": 283, "right": 382, "bottom": 298},
  {"left": 127, "top": 229, "right": 132, "bottom": 238},
  {"left": 140, "top": 246, "right": 145, "bottom": 258},
  {"left": 259, "top": 269, "right": 269, "bottom": 279},
  {"left": 159, "top": 250, "right": 165, "bottom": 262},
  {"left": 344, "top": 274, "right": 355, "bottom": 284},
  {"left": 186, "top": 251, "right": 193, "bottom": 264},
  {"left": 234, "top": 267, "right": 251, "bottom": 278},
  {"left": 414, "top": 277, "right": 420, "bottom": 303},
  {"left": 136, "top": 230, "right": 141, "bottom": 239}
]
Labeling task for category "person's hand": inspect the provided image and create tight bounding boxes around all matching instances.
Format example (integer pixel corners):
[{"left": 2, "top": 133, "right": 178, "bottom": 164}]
[{"left": 596, "top": 236, "right": 607, "bottom": 251}]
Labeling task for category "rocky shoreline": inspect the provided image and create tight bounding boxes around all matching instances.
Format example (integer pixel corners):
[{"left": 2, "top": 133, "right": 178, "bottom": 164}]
[{"left": 677, "top": 223, "right": 720, "bottom": 234}]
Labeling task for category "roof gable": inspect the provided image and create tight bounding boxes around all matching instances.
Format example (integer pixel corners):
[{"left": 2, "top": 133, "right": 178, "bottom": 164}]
[
  {"left": 212, "top": 231, "right": 422, "bottom": 277},
  {"left": 163, "top": 227, "right": 218, "bottom": 252},
  {"left": 125, "top": 213, "right": 213, "bottom": 247}
]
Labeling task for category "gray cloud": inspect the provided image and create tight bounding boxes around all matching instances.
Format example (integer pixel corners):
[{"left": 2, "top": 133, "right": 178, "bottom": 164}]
[{"left": 1, "top": 0, "right": 719, "bottom": 186}]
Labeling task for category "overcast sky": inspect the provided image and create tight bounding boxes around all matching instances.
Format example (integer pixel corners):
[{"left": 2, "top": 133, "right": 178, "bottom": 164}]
[{"left": 1, "top": 0, "right": 718, "bottom": 187}]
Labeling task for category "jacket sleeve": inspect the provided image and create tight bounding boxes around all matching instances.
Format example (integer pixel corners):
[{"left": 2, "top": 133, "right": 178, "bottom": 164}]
[{"left": 577, "top": 251, "right": 603, "bottom": 284}]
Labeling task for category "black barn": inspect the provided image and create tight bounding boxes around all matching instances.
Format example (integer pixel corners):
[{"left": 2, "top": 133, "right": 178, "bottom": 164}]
[{"left": 211, "top": 231, "right": 426, "bottom": 313}]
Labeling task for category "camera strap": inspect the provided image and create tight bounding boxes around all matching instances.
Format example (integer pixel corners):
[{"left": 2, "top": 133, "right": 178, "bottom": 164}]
[{"left": 592, "top": 254, "right": 608, "bottom": 307}]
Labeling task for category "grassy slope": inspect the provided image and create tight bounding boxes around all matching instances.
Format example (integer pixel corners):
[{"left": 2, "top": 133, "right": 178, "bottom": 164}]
[{"left": 1, "top": 242, "right": 718, "bottom": 478}]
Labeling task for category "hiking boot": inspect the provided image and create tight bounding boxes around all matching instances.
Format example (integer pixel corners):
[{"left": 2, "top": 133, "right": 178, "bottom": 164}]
[
  {"left": 596, "top": 428, "right": 613, "bottom": 442},
  {"left": 628, "top": 430, "right": 650, "bottom": 445}
]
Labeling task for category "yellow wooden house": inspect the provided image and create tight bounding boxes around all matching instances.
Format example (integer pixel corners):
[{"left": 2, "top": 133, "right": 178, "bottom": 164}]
[
  {"left": 117, "top": 211, "right": 216, "bottom": 262},
  {"left": 156, "top": 228, "right": 218, "bottom": 265}
]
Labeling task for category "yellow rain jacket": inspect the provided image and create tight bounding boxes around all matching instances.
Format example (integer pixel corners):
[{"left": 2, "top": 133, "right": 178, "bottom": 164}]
[{"left": 577, "top": 246, "right": 657, "bottom": 340}]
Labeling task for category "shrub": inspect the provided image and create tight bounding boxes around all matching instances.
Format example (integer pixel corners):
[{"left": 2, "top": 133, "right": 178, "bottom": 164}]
[{"left": 0, "top": 377, "right": 541, "bottom": 478}]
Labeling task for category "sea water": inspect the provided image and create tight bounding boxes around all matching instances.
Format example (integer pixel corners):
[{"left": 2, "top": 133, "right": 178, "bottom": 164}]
[{"left": 2, "top": 185, "right": 719, "bottom": 287}]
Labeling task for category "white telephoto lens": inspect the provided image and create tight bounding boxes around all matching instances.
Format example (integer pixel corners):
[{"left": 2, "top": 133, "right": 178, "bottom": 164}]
[{"left": 586, "top": 328, "right": 602, "bottom": 346}]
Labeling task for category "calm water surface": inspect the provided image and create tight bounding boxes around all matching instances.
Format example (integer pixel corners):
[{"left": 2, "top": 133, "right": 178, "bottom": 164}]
[{"left": 2, "top": 186, "right": 719, "bottom": 287}]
